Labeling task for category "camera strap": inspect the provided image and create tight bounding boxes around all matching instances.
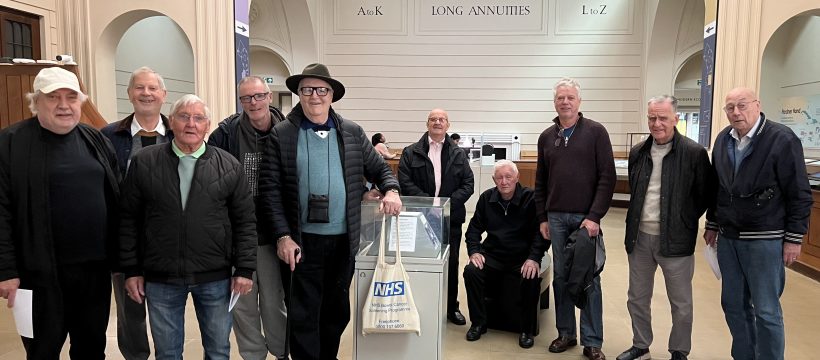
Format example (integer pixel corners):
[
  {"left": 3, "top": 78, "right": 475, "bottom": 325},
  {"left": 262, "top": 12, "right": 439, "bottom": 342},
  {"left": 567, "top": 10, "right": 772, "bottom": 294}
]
[{"left": 304, "top": 128, "right": 331, "bottom": 197}]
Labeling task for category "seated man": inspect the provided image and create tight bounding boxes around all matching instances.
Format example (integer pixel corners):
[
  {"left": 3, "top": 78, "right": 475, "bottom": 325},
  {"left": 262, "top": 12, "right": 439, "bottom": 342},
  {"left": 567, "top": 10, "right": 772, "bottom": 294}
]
[{"left": 462, "top": 160, "right": 548, "bottom": 348}]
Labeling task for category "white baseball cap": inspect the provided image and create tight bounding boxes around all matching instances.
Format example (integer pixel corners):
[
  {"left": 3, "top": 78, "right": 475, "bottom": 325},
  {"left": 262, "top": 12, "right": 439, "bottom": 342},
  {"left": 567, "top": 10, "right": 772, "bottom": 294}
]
[{"left": 33, "top": 67, "right": 84, "bottom": 95}]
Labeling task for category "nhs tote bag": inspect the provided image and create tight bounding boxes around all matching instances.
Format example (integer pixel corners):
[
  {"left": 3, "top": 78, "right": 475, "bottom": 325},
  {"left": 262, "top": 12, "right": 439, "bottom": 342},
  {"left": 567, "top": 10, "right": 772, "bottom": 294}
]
[{"left": 361, "top": 215, "right": 421, "bottom": 335}]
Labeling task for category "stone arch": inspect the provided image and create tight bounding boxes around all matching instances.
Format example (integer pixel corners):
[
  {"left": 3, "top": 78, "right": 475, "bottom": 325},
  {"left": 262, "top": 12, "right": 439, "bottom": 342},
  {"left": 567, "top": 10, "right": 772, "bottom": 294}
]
[{"left": 93, "top": 10, "right": 194, "bottom": 120}]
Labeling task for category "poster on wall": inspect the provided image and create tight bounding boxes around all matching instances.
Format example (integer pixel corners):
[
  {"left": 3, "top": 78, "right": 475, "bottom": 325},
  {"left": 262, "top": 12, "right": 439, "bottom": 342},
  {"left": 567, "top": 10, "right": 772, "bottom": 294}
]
[
  {"left": 778, "top": 95, "right": 820, "bottom": 148},
  {"left": 698, "top": 20, "right": 717, "bottom": 148}
]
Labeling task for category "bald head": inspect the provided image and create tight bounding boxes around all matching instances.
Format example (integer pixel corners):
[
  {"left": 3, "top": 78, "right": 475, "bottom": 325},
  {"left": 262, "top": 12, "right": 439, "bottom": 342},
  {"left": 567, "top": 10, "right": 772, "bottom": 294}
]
[
  {"left": 724, "top": 87, "right": 761, "bottom": 137},
  {"left": 426, "top": 108, "right": 450, "bottom": 142}
]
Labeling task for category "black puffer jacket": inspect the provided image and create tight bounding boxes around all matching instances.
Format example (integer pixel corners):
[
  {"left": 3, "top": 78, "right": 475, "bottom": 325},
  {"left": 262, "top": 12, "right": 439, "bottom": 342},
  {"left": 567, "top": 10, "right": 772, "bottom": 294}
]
[
  {"left": 398, "top": 132, "right": 474, "bottom": 224},
  {"left": 257, "top": 103, "right": 399, "bottom": 255},
  {"left": 119, "top": 143, "right": 257, "bottom": 285},
  {"left": 625, "top": 130, "right": 715, "bottom": 256}
]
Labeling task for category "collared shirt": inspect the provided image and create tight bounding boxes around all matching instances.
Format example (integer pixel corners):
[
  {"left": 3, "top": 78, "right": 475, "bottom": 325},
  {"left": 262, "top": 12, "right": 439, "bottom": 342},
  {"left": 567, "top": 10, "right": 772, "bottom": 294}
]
[
  {"left": 172, "top": 141, "right": 206, "bottom": 209},
  {"left": 428, "top": 136, "right": 444, "bottom": 197},
  {"left": 729, "top": 115, "right": 762, "bottom": 151},
  {"left": 129, "top": 115, "right": 167, "bottom": 137}
]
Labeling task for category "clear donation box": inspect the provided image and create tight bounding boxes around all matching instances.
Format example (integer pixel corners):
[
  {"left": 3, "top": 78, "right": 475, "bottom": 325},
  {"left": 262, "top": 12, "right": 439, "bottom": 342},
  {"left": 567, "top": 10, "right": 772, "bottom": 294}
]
[{"left": 353, "top": 196, "right": 451, "bottom": 360}]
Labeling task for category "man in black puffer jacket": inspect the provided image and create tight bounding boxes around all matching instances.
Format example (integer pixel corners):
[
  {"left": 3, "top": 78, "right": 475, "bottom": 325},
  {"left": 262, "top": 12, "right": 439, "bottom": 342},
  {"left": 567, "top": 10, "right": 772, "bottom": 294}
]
[
  {"left": 119, "top": 94, "right": 257, "bottom": 360},
  {"left": 399, "top": 108, "right": 475, "bottom": 326},
  {"left": 257, "top": 63, "right": 401, "bottom": 360}
]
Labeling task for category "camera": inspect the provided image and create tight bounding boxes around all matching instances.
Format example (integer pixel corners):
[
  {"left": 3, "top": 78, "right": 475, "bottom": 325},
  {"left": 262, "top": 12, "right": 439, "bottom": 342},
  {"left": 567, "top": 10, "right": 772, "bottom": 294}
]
[{"left": 56, "top": 55, "right": 76, "bottom": 64}]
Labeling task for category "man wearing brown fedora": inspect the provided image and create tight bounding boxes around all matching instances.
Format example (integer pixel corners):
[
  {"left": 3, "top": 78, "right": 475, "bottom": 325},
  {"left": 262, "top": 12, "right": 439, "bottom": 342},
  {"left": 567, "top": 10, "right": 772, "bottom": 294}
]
[{"left": 258, "top": 63, "right": 402, "bottom": 360}]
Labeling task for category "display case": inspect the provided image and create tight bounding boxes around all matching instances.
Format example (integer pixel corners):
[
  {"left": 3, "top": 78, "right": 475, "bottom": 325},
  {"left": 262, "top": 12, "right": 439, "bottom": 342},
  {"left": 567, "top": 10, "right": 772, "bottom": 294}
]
[{"left": 353, "top": 196, "right": 451, "bottom": 360}]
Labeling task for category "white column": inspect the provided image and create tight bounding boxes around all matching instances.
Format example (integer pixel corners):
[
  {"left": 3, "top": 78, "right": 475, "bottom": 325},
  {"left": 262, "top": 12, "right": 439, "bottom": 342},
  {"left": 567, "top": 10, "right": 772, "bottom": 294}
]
[{"left": 195, "top": 1, "right": 237, "bottom": 122}]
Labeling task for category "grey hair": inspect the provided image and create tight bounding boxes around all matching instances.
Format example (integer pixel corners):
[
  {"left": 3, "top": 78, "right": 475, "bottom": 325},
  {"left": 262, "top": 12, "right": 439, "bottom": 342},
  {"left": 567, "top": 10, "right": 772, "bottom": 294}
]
[
  {"left": 493, "top": 159, "right": 519, "bottom": 177},
  {"left": 169, "top": 94, "right": 211, "bottom": 120},
  {"left": 26, "top": 90, "right": 89, "bottom": 115},
  {"left": 237, "top": 76, "right": 267, "bottom": 93},
  {"left": 128, "top": 66, "right": 166, "bottom": 91},
  {"left": 553, "top": 77, "right": 582, "bottom": 99},
  {"left": 647, "top": 95, "right": 679, "bottom": 112}
]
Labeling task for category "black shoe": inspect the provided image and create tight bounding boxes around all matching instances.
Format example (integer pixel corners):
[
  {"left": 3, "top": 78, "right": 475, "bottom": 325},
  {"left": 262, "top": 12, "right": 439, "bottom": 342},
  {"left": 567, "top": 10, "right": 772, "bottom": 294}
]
[
  {"left": 465, "top": 324, "right": 487, "bottom": 341},
  {"left": 518, "top": 333, "right": 534, "bottom": 348},
  {"left": 548, "top": 336, "right": 578, "bottom": 353},
  {"left": 447, "top": 310, "right": 466, "bottom": 325},
  {"left": 671, "top": 351, "right": 688, "bottom": 360},
  {"left": 615, "top": 346, "right": 650, "bottom": 360}
]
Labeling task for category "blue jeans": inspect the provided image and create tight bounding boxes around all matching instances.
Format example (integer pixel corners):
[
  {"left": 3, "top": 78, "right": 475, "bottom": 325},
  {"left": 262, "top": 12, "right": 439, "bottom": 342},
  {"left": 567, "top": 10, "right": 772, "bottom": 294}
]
[
  {"left": 145, "top": 279, "right": 232, "bottom": 360},
  {"left": 548, "top": 212, "right": 604, "bottom": 348},
  {"left": 717, "top": 236, "right": 785, "bottom": 360}
]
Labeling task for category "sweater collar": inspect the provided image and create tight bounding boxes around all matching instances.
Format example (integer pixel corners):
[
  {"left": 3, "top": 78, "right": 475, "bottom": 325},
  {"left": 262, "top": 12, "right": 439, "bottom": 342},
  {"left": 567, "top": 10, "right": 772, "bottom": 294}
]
[{"left": 488, "top": 183, "right": 525, "bottom": 207}]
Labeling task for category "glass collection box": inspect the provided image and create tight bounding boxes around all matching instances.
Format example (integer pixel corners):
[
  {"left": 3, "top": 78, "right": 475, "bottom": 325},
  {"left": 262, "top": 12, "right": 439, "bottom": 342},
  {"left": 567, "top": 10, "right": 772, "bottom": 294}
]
[
  {"left": 358, "top": 196, "right": 450, "bottom": 259},
  {"left": 353, "top": 196, "right": 451, "bottom": 360}
]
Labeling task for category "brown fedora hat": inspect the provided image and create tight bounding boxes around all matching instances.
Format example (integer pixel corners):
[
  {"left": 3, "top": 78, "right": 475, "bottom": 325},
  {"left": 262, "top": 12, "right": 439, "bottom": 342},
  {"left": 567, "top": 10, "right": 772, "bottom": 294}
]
[{"left": 286, "top": 63, "right": 346, "bottom": 102}]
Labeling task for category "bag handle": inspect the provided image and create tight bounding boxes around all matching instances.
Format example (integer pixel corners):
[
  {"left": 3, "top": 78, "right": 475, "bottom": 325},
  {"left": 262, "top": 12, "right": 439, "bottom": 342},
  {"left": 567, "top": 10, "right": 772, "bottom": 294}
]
[{"left": 377, "top": 214, "right": 403, "bottom": 266}]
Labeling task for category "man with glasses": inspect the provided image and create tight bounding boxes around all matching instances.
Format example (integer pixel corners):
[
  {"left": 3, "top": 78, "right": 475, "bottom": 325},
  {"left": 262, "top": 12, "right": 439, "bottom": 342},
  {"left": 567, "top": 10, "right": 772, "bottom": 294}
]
[
  {"left": 398, "top": 108, "right": 475, "bottom": 326},
  {"left": 535, "top": 77, "right": 615, "bottom": 360},
  {"left": 209, "top": 76, "right": 287, "bottom": 360},
  {"left": 704, "top": 87, "right": 811, "bottom": 360},
  {"left": 101, "top": 66, "right": 173, "bottom": 360},
  {"left": 616, "top": 96, "right": 715, "bottom": 360},
  {"left": 119, "top": 94, "right": 257, "bottom": 359},
  {"left": 258, "top": 63, "right": 401, "bottom": 360}
]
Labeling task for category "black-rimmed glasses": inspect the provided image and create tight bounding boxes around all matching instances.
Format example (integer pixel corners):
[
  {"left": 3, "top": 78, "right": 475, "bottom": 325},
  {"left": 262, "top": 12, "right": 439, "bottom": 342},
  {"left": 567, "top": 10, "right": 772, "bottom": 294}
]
[
  {"left": 238, "top": 92, "right": 270, "bottom": 103},
  {"left": 299, "top": 87, "right": 330, "bottom": 96},
  {"left": 554, "top": 128, "right": 568, "bottom": 147}
]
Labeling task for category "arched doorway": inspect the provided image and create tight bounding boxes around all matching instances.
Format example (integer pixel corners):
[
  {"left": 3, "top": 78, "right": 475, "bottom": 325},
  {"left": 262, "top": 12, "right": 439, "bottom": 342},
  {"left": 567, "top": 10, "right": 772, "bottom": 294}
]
[{"left": 114, "top": 16, "right": 194, "bottom": 120}]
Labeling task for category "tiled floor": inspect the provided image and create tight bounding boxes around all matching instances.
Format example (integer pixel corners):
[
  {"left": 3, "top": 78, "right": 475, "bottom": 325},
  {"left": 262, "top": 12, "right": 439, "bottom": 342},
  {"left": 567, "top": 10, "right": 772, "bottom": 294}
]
[{"left": 2, "top": 207, "right": 819, "bottom": 359}]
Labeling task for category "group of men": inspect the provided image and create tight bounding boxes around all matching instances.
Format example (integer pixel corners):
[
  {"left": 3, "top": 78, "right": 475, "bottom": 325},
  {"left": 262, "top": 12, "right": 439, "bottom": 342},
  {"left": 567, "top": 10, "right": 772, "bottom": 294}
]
[{"left": 0, "top": 63, "right": 810, "bottom": 360}]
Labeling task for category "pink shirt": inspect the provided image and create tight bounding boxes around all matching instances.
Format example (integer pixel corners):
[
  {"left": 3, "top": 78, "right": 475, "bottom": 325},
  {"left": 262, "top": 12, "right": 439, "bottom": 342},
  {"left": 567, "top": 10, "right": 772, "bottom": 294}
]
[{"left": 428, "top": 137, "right": 444, "bottom": 196}]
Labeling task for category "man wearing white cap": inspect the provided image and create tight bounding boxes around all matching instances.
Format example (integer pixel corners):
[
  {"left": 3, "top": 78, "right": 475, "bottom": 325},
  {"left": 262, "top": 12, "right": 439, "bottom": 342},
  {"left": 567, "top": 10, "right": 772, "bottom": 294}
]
[{"left": 0, "top": 67, "right": 120, "bottom": 359}]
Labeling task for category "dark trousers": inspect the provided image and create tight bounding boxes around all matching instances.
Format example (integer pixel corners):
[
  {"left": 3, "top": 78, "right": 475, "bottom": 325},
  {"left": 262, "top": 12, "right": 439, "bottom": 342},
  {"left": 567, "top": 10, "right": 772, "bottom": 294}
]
[
  {"left": 463, "top": 257, "right": 540, "bottom": 332},
  {"left": 112, "top": 272, "right": 150, "bottom": 360},
  {"left": 447, "top": 223, "right": 463, "bottom": 313},
  {"left": 21, "top": 261, "right": 111, "bottom": 360},
  {"left": 281, "top": 233, "right": 353, "bottom": 360}
]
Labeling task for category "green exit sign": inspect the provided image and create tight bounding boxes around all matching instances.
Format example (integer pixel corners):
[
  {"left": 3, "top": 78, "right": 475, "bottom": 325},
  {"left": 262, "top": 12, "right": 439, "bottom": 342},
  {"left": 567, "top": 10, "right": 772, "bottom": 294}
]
[{"left": 263, "top": 76, "right": 274, "bottom": 84}]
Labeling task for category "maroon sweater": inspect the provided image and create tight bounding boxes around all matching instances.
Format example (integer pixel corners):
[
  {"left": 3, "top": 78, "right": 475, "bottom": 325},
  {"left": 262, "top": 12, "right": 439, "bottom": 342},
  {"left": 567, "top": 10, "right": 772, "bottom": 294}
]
[{"left": 534, "top": 113, "right": 616, "bottom": 224}]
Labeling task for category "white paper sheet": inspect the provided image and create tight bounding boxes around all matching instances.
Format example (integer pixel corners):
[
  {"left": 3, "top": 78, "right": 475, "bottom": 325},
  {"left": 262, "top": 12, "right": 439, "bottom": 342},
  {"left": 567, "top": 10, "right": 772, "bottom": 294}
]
[
  {"left": 12, "top": 289, "right": 33, "bottom": 338},
  {"left": 228, "top": 291, "right": 240, "bottom": 312},
  {"left": 703, "top": 244, "right": 721, "bottom": 280},
  {"left": 388, "top": 215, "right": 417, "bottom": 253}
]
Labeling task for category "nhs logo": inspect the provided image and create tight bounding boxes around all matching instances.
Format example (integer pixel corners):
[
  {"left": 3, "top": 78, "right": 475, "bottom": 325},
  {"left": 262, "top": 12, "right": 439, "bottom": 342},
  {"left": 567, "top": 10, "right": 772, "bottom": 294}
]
[{"left": 373, "top": 281, "right": 405, "bottom": 297}]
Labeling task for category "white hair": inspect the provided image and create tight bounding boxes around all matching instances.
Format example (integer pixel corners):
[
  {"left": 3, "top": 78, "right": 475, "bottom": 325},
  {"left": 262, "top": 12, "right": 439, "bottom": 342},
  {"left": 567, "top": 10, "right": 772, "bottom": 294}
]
[
  {"left": 128, "top": 66, "right": 166, "bottom": 91},
  {"left": 647, "top": 95, "right": 679, "bottom": 112},
  {"left": 493, "top": 160, "right": 519, "bottom": 177},
  {"left": 26, "top": 90, "right": 89, "bottom": 115},
  {"left": 169, "top": 94, "right": 211, "bottom": 120},
  {"left": 552, "top": 77, "right": 582, "bottom": 99}
]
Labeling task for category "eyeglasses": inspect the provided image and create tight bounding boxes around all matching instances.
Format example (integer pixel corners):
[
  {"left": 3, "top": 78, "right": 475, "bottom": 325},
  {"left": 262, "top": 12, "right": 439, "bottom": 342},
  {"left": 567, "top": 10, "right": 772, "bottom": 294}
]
[
  {"left": 299, "top": 87, "right": 330, "bottom": 96},
  {"left": 723, "top": 100, "right": 758, "bottom": 113},
  {"left": 428, "top": 117, "right": 448, "bottom": 123},
  {"left": 239, "top": 92, "right": 270, "bottom": 103},
  {"left": 554, "top": 128, "right": 569, "bottom": 147},
  {"left": 174, "top": 113, "right": 208, "bottom": 123}
]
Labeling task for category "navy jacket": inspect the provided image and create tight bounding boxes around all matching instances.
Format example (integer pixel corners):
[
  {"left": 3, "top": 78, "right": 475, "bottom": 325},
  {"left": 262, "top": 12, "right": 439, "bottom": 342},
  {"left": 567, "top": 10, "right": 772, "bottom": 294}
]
[
  {"left": 706, "top": 113, "right": 812, "bottom": 244},
  {"left": 101, "top": 113, "right": 173, "bottom": 177}
]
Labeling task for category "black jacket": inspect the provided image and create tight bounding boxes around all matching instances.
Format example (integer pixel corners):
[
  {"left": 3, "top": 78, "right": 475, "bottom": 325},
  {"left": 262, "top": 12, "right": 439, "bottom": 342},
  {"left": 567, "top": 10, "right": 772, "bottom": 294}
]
[
  {"left": 208, "top": 106, "right": 285, "bottom": 246},
  {"left": 625, "top": 130, "right": 715, "bottom": 256},
  {"left": 119, "top": 143, "right": 257, "bottom": 284},
  {"left": 564, "top": 228, "right": 601, "bottom": 309},
  {"left": 208, "top": 105, "right": 285, "bottom": 159},
  {"left": 706, "top": 114, "right": 812, "bottom": 244},
  {"left": 0, "top": 118, "right": 120, "bottom": 285},
  {"left": 100, "top": 113, "right": 174, "bottom": 177},
  {"left": 257, "top": 103, "right": 400, "bottom": 255},
  {"left": 465, "top": 184, "right": 547, "bottom": 266},
  {"left": 398, "top": 132, "right": 475, "bottom": 224}
]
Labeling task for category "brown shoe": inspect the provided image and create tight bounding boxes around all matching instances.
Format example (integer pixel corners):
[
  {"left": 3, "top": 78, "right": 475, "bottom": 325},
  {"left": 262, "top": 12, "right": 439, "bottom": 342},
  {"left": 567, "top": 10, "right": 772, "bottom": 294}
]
[
  {"left": 548, "top": 336, "right": 578, "bottom": 353},
  {"left": 583, "top": 346, "right": 607, "bottom": 360}
]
